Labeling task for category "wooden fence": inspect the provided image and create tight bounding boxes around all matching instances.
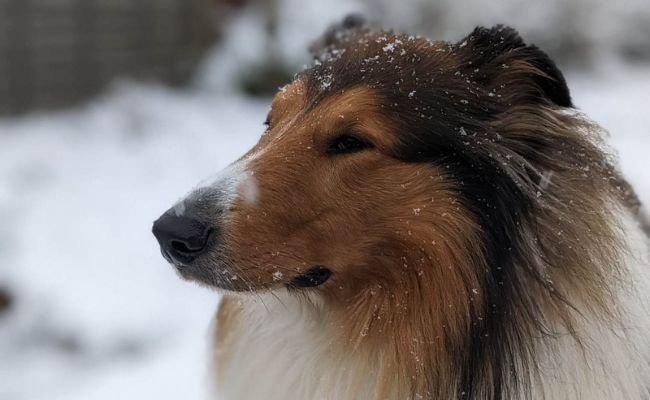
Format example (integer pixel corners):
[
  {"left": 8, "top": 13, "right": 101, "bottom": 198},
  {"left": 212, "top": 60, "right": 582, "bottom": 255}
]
[{"left": 0, "top": 0, "right": 217, "bottom": 115}]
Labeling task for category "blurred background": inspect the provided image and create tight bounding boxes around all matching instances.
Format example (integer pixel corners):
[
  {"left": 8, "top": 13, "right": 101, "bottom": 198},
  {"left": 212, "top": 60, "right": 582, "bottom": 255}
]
[{"left": 0, "top": 0, "right": 648, "bottom": 399}]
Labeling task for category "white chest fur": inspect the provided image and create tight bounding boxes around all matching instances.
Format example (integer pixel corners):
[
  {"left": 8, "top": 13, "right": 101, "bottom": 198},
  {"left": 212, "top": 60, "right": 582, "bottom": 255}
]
[{"left": 214, "top": 293, "right": 394, "bottom": 400}]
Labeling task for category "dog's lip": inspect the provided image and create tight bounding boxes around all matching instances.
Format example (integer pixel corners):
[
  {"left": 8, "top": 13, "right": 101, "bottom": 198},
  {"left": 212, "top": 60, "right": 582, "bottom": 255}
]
[
  {"left": 287, "top": 265, "right": 332, "bottom": 288},
  {"left": 160, "top": 249, "right": 333, "bottom": 291},
  {"left": 160, "top": 248, "right": 190, "bottom": 269}
]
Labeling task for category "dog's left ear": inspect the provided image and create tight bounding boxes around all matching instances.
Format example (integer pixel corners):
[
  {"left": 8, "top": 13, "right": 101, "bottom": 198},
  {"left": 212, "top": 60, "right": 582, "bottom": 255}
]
[
  {"left": 456, "top": 25, "right": 572, "bottom": 108},
  {"left": 309, "top": 14, "right": 369, "bottom": 61}
]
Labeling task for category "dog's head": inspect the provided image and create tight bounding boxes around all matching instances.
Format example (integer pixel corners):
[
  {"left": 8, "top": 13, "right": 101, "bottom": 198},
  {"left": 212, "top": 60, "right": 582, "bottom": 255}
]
[
  {"left": 152, "top": 23, "right": 637, "bottom": 399},
  {"left": 152, "top": 24, "right": 614, "bottom": 298}
]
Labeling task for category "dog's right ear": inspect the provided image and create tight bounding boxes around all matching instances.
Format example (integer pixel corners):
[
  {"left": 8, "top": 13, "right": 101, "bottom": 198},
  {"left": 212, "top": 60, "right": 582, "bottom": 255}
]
[
  {"left": 456, "top": 25, "right": 573, "bottom": 108},
  {"left": 309, "top": 14, "right": 369, "bottom": 61}
]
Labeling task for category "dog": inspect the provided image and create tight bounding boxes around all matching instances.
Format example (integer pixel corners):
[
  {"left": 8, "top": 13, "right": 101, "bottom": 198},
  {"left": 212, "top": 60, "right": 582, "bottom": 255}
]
[{"left": 153, "top": 23, "right": 650, "bottom": 399}]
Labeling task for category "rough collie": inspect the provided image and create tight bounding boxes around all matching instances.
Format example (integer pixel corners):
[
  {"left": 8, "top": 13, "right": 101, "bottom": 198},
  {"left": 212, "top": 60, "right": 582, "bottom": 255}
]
[{"left": 153, "top": 23, "right": 650, "bottom": 399}]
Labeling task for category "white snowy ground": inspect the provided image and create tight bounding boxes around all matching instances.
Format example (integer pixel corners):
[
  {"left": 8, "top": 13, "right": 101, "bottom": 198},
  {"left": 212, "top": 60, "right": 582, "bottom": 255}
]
[{"left": 0, "top": 58, "right": 648, "bottom": 400}]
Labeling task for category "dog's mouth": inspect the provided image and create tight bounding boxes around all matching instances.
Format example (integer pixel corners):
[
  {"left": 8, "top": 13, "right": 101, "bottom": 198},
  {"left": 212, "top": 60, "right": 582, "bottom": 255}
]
[
  {"left": 287, "top": 266, "right": 332, "bottom": 289},
  {"left": 170, "top": 256, "right": 333, "bottom": 292}
]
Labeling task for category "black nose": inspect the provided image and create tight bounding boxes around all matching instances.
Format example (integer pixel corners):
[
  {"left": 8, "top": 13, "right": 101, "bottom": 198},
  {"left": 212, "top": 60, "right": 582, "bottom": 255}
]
[{"left": 152, "top": 213, "right": 212, "bottom": 264}]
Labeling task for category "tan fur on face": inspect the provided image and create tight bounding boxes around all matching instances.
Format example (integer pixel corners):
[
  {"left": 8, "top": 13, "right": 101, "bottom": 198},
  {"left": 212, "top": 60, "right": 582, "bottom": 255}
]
[{"left": 220, "top": 84, "right": 447, "bottom": 290}]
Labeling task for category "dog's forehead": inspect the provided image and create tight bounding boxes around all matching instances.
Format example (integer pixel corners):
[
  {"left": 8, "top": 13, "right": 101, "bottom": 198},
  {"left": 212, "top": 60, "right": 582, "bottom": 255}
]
[
  {"left": 301, "top": 31, "right": 457, "bottom": 104},
  {"left": 269, "top": 79, "right": 307, "bottom": 122}
]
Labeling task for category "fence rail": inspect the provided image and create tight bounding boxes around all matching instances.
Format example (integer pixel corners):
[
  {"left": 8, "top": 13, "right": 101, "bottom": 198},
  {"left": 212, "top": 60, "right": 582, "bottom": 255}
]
[{"left": 0, "top": 0, "right": 216, "bottom": 115}]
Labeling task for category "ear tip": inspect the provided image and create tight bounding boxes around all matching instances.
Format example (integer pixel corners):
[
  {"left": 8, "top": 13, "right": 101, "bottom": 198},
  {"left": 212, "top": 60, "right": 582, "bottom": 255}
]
[
  {"left": 466, "top": 25, "right": 525, "bottom": 50},
  {"left": 341, "top": 13, "right": 368, "bottom": 30},
  {"left": 462, "top": 25, "right": 573, "bottom": 108},
  {"left": 525, "top": 46, "right": 574, "bottom": 107},
  {"left": 309, "top": 13, "right": 370, "bottom": 60}
]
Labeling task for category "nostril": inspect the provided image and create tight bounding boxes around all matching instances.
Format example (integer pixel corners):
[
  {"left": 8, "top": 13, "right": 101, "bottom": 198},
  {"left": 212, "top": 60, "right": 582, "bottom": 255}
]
[
  {"left": 170, "top": 240, "right": 193, "bottom": 254},
  {"left": 169, "top": 233, "right": 211, "bottom": 254}
]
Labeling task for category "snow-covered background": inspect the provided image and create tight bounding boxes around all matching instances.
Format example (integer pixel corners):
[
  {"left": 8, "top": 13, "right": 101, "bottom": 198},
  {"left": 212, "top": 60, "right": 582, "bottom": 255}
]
[{"left": 1, "top": 1, "right": 648, "bottom": 399}]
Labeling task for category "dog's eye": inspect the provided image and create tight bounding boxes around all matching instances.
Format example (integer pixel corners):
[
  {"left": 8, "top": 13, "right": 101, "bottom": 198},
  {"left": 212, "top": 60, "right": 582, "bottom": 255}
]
[{"left": 326, "top": 134, "right": 373, "bottom": 155}]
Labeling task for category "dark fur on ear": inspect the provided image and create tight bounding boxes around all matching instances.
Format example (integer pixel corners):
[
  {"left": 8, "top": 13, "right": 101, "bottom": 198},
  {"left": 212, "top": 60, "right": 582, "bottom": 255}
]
[
  {"left": 309, "top": 14, "right": 369, "bottom": 61},
  {"left": 457, "top": 25, "right": 573, "bottom": 107}
]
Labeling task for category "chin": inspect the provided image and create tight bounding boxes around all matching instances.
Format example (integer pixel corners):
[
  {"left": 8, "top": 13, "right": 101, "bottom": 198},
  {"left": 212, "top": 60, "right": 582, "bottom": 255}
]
[{"left": 152, "top": 20, "right": 650, "bottom": 400}]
